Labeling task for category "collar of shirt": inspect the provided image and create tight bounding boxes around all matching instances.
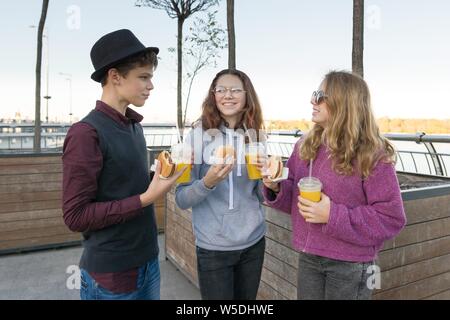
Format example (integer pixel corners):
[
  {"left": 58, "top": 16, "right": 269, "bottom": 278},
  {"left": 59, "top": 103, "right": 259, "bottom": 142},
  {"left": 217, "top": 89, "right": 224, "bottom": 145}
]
[{"left": 95, "top": 100, "right": 144, "bottom": 126}]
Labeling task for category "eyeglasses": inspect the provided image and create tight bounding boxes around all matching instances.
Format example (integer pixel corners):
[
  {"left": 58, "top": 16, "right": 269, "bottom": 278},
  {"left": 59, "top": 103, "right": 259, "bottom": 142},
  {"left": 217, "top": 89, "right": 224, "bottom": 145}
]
[
  {"left": 213, "top": 86, "right": 246, "bottom": 97},
  {"left": 311, "top": 90, "right": 328, "bottom": 105}
]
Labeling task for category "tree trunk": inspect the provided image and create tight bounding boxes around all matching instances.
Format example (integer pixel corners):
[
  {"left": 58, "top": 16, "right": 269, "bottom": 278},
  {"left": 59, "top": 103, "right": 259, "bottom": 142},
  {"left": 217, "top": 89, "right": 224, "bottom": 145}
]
[
  {"left": 177, "top": 18, "right": 184, "bottom": 132},
  {"left": 227, "top": 0, "right": 236, "bottom": 70},
  {"left": 34, "top": 0, "right": 49, "bottom": 152},
  {"left": 352, "top": 0, "right": 364, "bottom": 77}
]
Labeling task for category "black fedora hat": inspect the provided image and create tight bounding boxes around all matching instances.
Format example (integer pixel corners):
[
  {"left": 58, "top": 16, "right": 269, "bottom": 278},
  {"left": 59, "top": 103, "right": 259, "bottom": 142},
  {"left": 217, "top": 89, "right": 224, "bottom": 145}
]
[{"left": 90, "top": 29, "right": 159, "bottom": 82}]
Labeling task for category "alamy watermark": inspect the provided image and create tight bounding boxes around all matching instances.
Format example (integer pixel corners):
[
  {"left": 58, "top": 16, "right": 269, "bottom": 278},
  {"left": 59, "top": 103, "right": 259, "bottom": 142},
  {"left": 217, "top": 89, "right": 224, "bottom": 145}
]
[
  {"left": 366, "top": 5, "right": 382, "bottom": 30},
  {"left": 65, "top": 262, "right": 382, "bottom": 291},
  {"left": 66, "top": 5, "right": 81, "bottom": 30},
  {"left": 366, "top": 264, "right": 381, "bottom": 290},
  {"left": 66, "top": 265, "right": 81, "bottom": 290}
]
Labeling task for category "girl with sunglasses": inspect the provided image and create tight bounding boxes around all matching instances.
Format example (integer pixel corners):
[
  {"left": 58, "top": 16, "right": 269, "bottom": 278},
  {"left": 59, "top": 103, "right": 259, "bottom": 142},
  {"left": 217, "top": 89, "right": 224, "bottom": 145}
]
[{"left": 262, "top": 71, "right": 406, "bottom": 299}]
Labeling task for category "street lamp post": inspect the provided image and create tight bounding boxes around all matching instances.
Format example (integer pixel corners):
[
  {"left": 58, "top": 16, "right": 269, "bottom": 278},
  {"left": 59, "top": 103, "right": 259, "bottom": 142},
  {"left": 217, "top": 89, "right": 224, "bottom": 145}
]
[
  {"left": 59, "top": 72, "right": 72, "bottom": 123},
  {"left": 30, "top": 25, "right": 51, "bottom": 123}
]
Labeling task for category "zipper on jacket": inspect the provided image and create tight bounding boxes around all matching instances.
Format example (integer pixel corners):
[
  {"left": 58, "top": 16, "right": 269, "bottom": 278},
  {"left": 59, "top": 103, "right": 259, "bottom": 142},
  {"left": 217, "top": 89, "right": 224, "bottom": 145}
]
[{"left": 302, "top": 221, "right": 311, "bottom": 252}]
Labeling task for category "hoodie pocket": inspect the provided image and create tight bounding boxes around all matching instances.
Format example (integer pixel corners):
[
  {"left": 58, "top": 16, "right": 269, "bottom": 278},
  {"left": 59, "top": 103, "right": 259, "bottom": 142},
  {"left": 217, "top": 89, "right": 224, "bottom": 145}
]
[{"left": 219, "top": 206, "right": 264, "bottom": 245}]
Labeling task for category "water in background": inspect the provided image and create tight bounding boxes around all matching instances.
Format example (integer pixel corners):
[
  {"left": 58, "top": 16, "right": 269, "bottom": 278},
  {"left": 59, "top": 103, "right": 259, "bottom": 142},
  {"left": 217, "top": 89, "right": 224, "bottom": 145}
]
[{"left": 142, "top": 128, "right": 450, "bottom": 177}]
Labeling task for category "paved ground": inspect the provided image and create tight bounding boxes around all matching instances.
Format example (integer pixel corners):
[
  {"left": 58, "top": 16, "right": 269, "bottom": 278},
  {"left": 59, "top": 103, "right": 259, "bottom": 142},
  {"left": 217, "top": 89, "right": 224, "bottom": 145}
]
[{"left": 0, "top": 234, "right": 200, "bottom": 300}]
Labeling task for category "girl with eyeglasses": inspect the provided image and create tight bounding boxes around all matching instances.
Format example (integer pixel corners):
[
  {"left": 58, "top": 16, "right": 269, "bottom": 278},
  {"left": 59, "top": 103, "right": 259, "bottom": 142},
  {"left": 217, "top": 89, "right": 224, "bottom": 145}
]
[
  {"left": 175, "top": 69, "right": 267, "bottom": 300},
  {"left": 263, "top": 70, "right": 406, "bottom": 300}
]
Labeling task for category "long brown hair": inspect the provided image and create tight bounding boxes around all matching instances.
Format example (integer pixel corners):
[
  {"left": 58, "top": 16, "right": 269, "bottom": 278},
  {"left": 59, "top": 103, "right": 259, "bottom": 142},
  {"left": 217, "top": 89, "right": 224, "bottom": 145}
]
[
  {"left": 300, "top": 71, "right": 396, "bottom": 178},
  {"left": 197, "top": 69, "right": 264, "bottom": 133}
]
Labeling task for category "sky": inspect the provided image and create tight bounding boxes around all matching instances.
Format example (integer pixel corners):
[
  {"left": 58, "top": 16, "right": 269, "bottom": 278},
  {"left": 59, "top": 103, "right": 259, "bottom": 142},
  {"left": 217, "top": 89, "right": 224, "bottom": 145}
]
[{"left": 1, "top": 0, "right": 450, "bottom": 124}]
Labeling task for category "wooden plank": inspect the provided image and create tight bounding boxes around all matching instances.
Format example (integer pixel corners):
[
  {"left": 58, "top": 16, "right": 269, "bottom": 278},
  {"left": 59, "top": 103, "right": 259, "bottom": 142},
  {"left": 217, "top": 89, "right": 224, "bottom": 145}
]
[
  {"left": 0, "top": 156, "right": 61, "bottom": 166},
  {"left": 382, "top": 196, "right": 450, "bottom": 251},
  {"left": 0, "top": 233, "right": 81, "bottom": 252},
  {"left": 166, "top": 197, "right": 175, "bottom": 212},
  {"left": 0, "top": 208, "right": 62, "bottom": 223},
  {"left": 261, "top": 267, "right": 297, "bottom": 300},
  {"left": 154, "top": 196, "right": 165, "bottom": 232},
  {"left": 263, "top": 252, "right": 297, "bottom": 286},
  {"left": 403, "top": 195, "right": 450, "bottom": 225},
  {"left": 166, "top": 213, "right": 196, "bottom": 244},
  {"left": 0, "top": 200, "right": 61, "bottom": 214},
  {"left": 165, "top": 219, "right": 197, "bottom": 275},
  {"left": 378, "top": 235, "right": 450, "bottom": 271},
  {"left": 265, "top": 238, "right": 298, "bottom": 269},
  {"left": 265, "top": 206, "right": 292, "bottom": 231},
  {"left": 0, "top": 216, "right": 65, "bottom": 232},
  {"left": 165, "top": 217, "right": 196, "bottom": 249},
  {"left": 167, "top": 208, "right": 193, "bottom": 233},
  {"left": 0, "top": 163, "right": 62, "bottom": 175},
  {"left": 175, "top": 205, "right": 193, "bottom": 222},
  {"left": 0, "top": 191, "right": 61, "bottom": 204},
  {"left": 424, "top": 289, "right": 450, "bottom": 300},
  {"left": 373, "top": 271, "right": 450, "bottom": 300},
  {"left": 266, "top": 222, "right": 292, "bottom": 248},
  {"left": 389, "top": 217, "right": 450, "bottom": 248},
  {"left": 257, "top": 280, "right": 288, "bottom": 300},
  {"left": 0, "top": 182, "right": 62, "bottom": 194},
  {"left": 166, "top": 239, "right": 196, "bottom": 273},
  {"left": 0, "top": 225, "right": 71, "bottom": 241},
  {"left": 166, "top": 246, "right": 198, "bottom": 286},
  {"left": 165, "top": 217, "right": 195, "bottom": 269},
  {"left": 0, "top": 173, "right": 62, "bottom": 185},
  {"left": 382, "top": 239, "right": 394, "bottom": 251},
  {"left": 377, "top": 253, "right": 450, "bottom": 292}
]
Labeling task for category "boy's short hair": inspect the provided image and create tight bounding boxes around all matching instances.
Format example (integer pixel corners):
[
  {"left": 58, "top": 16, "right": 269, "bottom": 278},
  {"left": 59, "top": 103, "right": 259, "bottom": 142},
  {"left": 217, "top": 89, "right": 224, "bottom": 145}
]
[{"left": 100, "top": 50, "right": 158, "bottom": 86}]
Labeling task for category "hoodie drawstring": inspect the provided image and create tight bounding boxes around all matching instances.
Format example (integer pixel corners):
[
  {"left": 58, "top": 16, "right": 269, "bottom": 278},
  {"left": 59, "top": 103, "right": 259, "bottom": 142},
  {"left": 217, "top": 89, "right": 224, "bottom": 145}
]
[
  {"left": 236, "top": 132, "right": 243, "bottom": 177},
  {"left": 227, "top": 130, "right": 234, "bottom": 210}
]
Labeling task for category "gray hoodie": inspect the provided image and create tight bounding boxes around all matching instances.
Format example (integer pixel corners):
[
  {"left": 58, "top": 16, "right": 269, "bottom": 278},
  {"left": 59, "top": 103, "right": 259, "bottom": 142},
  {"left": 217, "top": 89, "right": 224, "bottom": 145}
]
[{"left": 175, "top": 125, "right": 266, "bottom": 251}]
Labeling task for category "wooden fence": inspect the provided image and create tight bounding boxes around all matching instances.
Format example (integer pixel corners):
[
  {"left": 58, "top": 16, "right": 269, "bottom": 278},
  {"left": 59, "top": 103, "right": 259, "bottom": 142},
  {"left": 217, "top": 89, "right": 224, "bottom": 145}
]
[
  {"left": 2, "top": 152, "right": 449, "bottom": 299},
  {"left": 0, "top": 153, "right": 166, "bottom": 254},
  {"left": 165, "top": 174, "right": 450, "bottom": 300},
  {"left": 0, "top": 154, "right": 81, "bottom": 253}
]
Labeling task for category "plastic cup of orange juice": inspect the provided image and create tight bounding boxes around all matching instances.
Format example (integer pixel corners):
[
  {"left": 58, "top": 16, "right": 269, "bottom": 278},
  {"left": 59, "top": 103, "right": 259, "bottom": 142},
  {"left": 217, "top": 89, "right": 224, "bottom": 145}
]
[
  {"left": 245, "top": 142, "right": 266, "bottom": 180},
  {"left": 171, "top": 143, "right": 192, "bottom": 184},
  {"left": 298, "top": 177, "right": 322, "bottom": 202}
]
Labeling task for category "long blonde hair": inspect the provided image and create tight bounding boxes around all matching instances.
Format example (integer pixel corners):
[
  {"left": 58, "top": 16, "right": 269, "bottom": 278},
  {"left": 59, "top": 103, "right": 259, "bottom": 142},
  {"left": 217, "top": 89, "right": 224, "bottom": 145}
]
[{"left": 300, "top": 71, "right": 396, "bottom": 178}]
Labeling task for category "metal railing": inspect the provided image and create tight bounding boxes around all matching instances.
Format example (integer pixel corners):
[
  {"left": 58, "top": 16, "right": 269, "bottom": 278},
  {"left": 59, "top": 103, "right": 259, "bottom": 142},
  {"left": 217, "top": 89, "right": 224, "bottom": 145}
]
[
  {"left": 266, "top": 132, "right": 450, "bottom": 177},
  {"left": 385, "top": 133, "right": 450, "bottom": 176},
  {"left": 1, "top": 126, "right": 449, "bottom": 178}
]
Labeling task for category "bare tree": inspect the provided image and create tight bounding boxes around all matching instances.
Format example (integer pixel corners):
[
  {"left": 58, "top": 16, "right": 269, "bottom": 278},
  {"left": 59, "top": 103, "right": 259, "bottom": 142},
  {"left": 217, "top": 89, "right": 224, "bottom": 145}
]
[
  {"left": 180, "top": 11, "right": 226, "bottom": 126},
  {"left": 226, "top": 0, "right": 235, "bottom": 69},
  {"left": 136, "top": 0, "right": 219, "bottom": 130},
  {"left": 352, "top": 0, "right": 364, "bottom": 77},
  {"left": 34, "top": 0, "right": 49, "bottom": 152}
]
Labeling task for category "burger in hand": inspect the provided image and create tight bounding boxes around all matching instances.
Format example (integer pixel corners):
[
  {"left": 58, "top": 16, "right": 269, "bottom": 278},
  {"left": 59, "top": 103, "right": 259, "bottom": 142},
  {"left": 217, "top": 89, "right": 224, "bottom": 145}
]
[
  {"left": 265, "top": 156, "right": 283, "bottom": 180},
  {"left": 157, "top": 150, "right": 177, "bottom": 178},
  {"left": 215, "top": 145, "right": 236, "bottom": 165}
]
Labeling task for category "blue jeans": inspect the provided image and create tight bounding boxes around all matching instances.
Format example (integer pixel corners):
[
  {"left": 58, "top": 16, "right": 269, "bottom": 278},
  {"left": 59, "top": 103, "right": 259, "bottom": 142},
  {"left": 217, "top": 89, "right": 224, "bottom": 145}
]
[
  {"left": 196, "top": 237, "right": 265, "bottom": 300},
  {"left": 80, "top": 257, "right": 160, "bottom": 300},
  {"left": 297, "top": 251, "right": 373, "bottom": 300}
]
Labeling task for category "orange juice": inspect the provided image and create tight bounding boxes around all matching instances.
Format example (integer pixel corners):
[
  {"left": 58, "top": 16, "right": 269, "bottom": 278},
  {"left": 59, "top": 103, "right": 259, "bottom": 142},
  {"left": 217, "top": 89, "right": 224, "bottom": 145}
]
[
  {"left": 300, "top": 190, "right": 322, "bottom": 202},
  {"left": 245, "top": 153, "right": 262, "bottom": 180},
  {"left": 298, "top": 177, "right": 322, "bottom": 202},
  {"left": 176, "top": 163, "right": 192, "bottom": 183}
]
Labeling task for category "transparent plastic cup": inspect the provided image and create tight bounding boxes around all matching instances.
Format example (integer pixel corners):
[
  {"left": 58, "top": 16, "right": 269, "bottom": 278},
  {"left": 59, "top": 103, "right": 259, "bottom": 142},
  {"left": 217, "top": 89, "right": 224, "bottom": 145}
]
[
  {"left": 298, "top": 177, "right": 322, "bottom": 202},
  {"left": 245, "top": 142, "right": 267, "bottom": 180},
  {"left": 171, "top": 143, "right": 192, "bottom": 184}
]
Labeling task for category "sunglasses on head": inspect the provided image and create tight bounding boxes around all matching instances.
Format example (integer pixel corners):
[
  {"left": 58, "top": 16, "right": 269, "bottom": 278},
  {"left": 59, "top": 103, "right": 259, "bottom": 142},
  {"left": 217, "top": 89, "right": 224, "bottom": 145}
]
[{"left": 311, "top": 90, "right": 328, "bottom": 105}]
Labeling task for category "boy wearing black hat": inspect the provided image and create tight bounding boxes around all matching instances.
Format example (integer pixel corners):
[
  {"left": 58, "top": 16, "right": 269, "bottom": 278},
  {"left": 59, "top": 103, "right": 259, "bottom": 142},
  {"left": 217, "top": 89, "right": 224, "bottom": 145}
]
[{"left": 62, "top": 29, "right": 184, "bottom": 300}]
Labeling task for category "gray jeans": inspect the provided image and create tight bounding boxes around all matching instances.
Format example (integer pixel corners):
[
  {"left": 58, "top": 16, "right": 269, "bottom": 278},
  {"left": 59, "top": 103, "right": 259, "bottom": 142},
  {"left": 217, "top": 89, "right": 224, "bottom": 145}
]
[
  {"left": 297, "top": 251, "right": 373, "bottom": 300},
  {"left": 196, "top": 237, "right": 265, "bottom": 300}
]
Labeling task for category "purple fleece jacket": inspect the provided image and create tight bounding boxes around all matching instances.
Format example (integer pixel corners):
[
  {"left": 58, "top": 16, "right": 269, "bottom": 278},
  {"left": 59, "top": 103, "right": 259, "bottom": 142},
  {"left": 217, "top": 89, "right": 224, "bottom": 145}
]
[{"left": 264, "top": 141, "right": 406, "bottom": 262}]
